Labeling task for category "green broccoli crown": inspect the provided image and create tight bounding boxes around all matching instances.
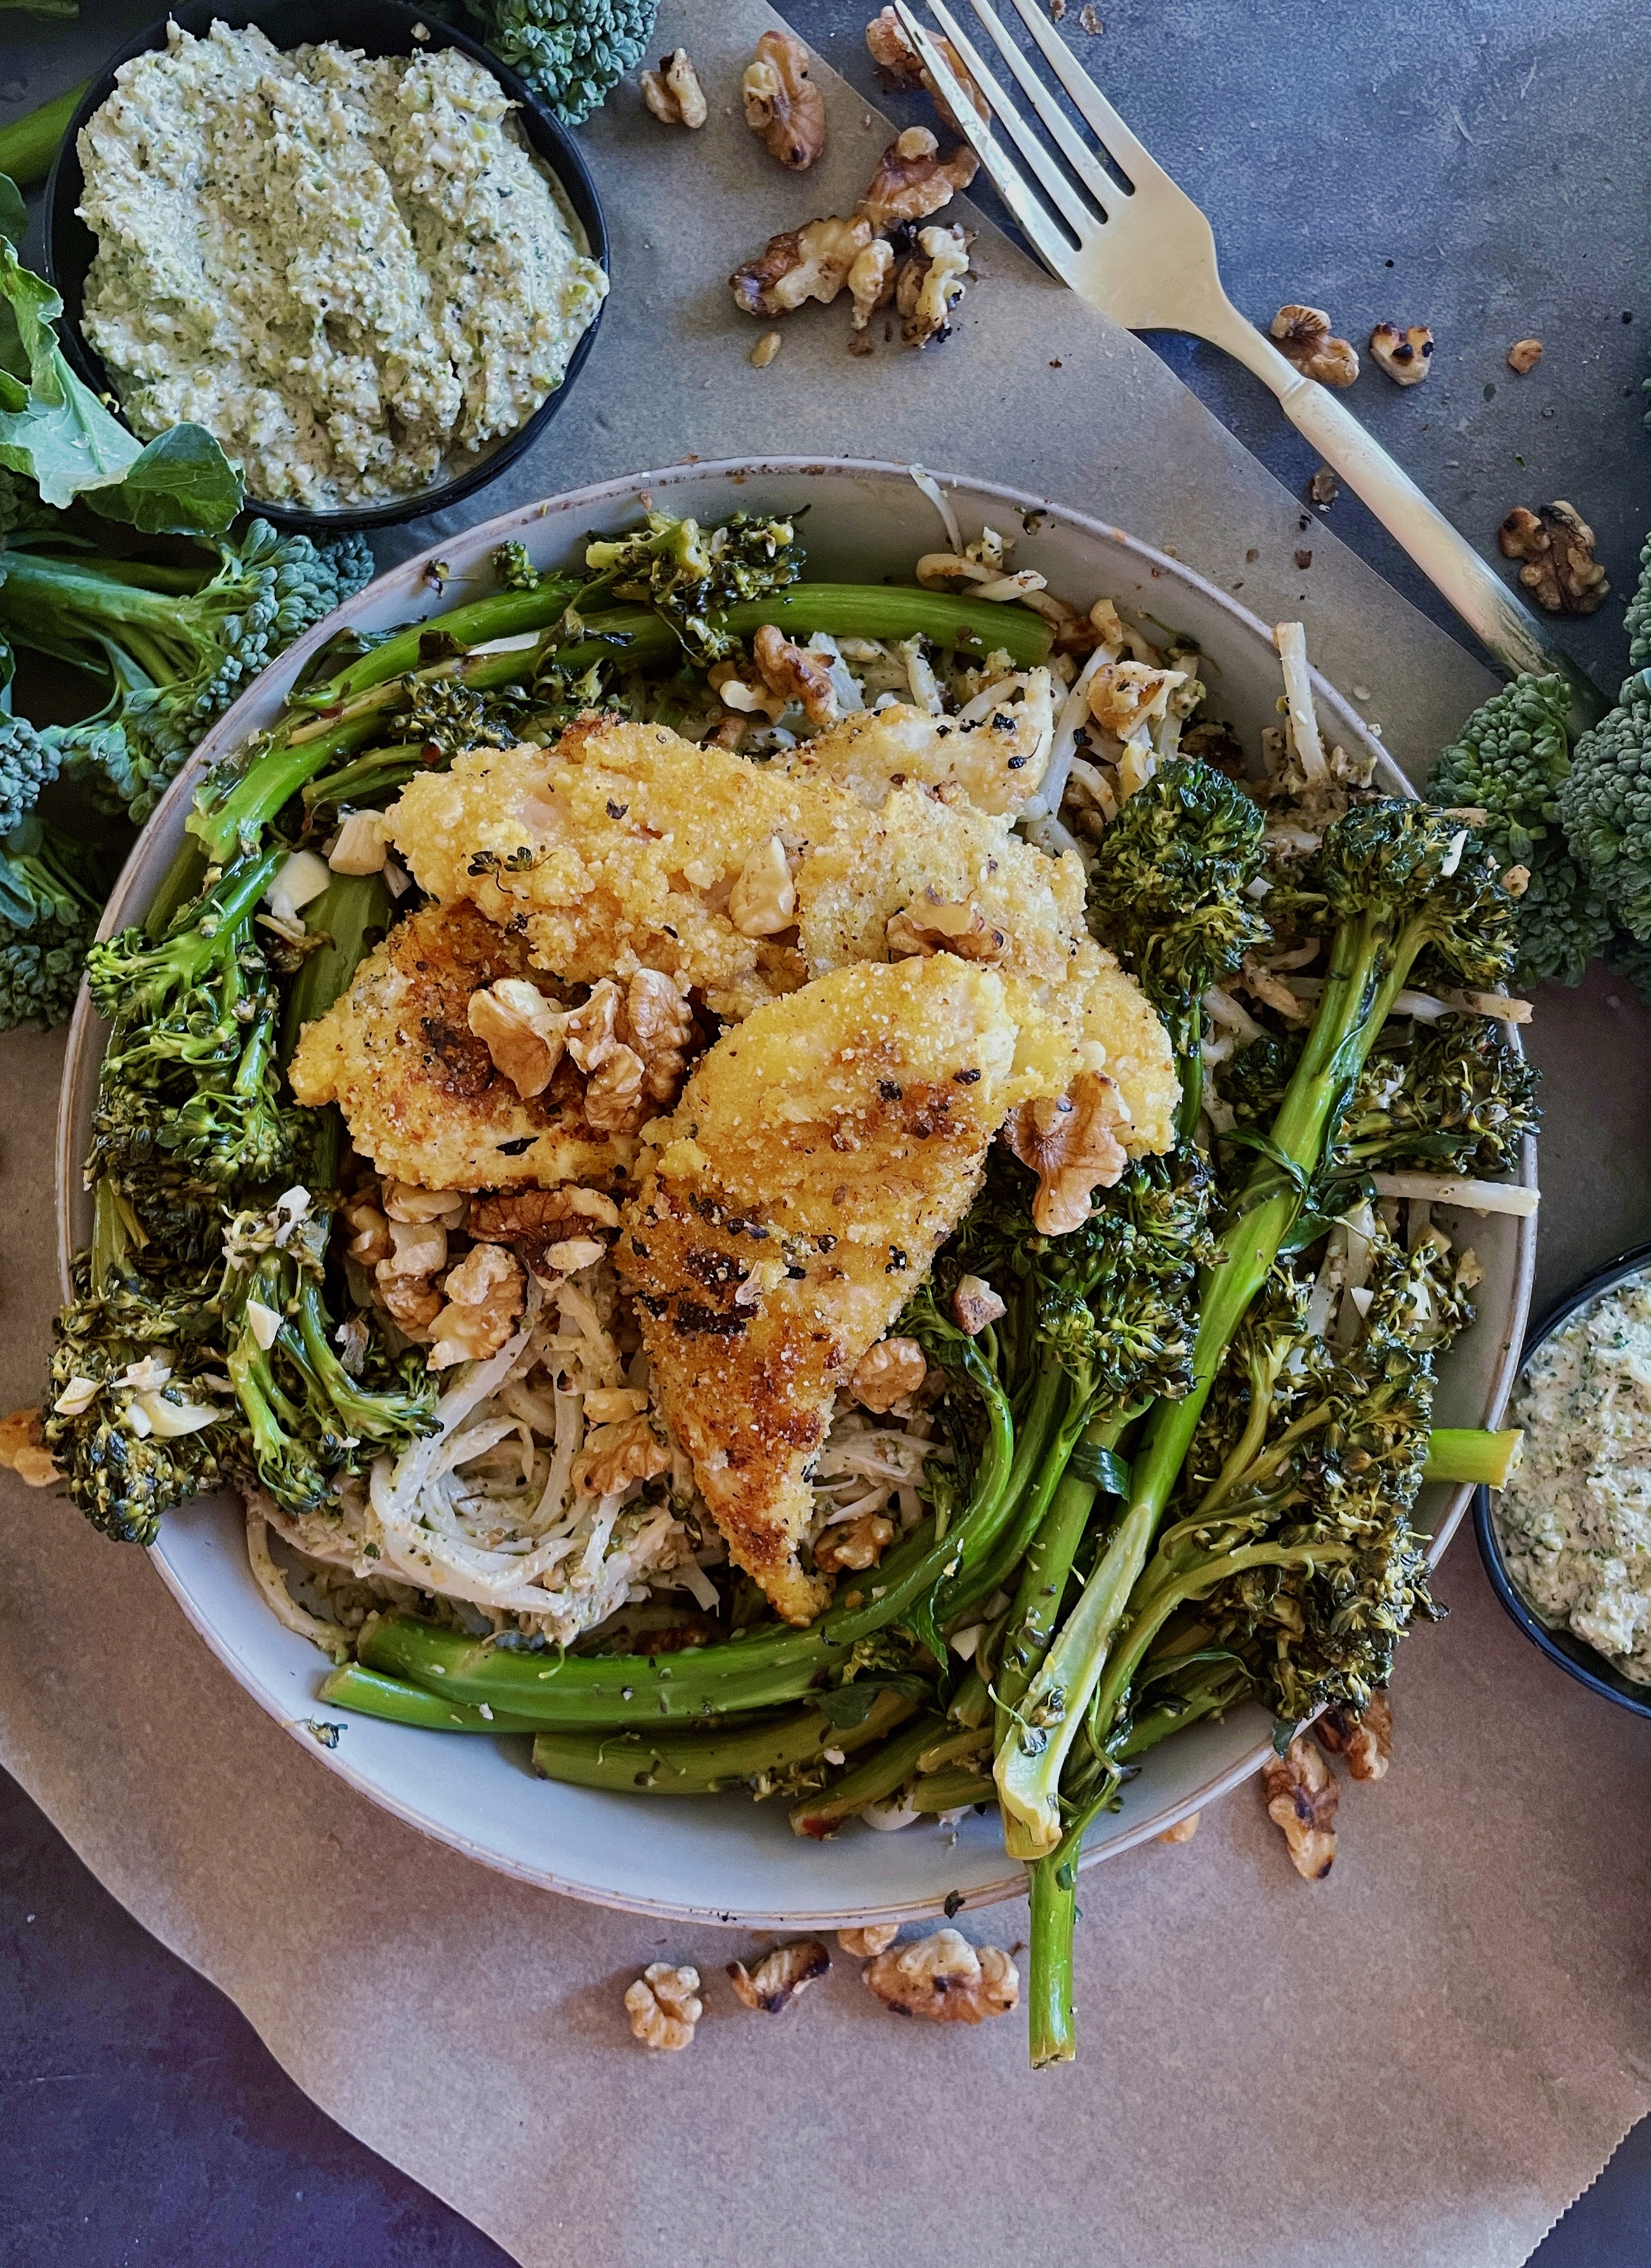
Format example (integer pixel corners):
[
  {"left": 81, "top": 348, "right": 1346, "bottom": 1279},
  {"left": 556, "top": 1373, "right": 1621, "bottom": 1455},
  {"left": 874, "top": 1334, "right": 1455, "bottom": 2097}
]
[
  {"left": 0, "top": 904, "right": 91, "bottom": 1029},
  {"left": 0, "top": 811, "right": 107, "bottom": 1031},
  {"left": 1560, "top": 673, "right": 1651, "bottom": 942},
  {"left": 0, "top": 711, "right": 63, "bottom": 838},
  {"left": 1425, "top": 671, "right": 1610, "bottom": 987},
  {"left": 1624, "top": 531, "right": 1651, "bottom": 673},
  {"left": 1086, "top": 760, "right": 1270, "bottom": 1011},
  {"left": 479, "top": 0, "right": 661, "bottom": 124},
  {"left": 1314, "top": 798, "right": 1519, "bottom": 991}
]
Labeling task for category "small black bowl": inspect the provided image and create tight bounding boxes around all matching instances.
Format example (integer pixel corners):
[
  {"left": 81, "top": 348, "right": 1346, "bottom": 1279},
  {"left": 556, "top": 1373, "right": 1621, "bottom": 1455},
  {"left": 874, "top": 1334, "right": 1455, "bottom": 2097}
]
[
  {"left": 1475, "top": 1241, "right": 1651, "bottom": 1723},
  {"left": 44, "top": 0, "right": 608, "bottom": 534}
]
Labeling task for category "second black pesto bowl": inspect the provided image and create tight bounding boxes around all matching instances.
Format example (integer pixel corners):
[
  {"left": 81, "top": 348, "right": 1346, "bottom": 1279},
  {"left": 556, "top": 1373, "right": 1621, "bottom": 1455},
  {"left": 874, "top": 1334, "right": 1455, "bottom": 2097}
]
[
  {"left": 44, "top": 0, "right": 608, "bottom": 536},
  {"left": 1475, "top": 1243, "right": 1651, "bottom": 1724}
]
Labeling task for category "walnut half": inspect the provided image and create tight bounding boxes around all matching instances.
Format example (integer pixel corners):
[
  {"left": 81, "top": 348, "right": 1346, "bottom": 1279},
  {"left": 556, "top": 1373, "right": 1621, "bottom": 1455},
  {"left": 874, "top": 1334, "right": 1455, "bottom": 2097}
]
[
  {"left": 728, "top": 1937, "right": 831, "bottom": 2012},
  {"left": 815, "top": 1510, "right": 896, "bottom": 1574},
  {"left": 1261, "top": 1735, "right": 1339, "bottom": 1879},
  {"left": 1270, "top": 305, "right": 1359, "bottom": 388},
  {"left": 1497, "top": 501, "right": 1610, "bottom": 616},
  {"left": 850, "top": 1334, "right": 928, "bottom": 1412},
  {"left": 640, "top": 48, "right": 707, "bottom": 129},
  {"left": 742, "top": 30, "right": 827, "bottom": 170},
  {"left": 427, "top": 1243, "right": 525, "bottom": 1371},
  {"left": 624, "top": 1962, "right": 702, "bottom": 2050},
  {"left": 731, "top": 213, "right": 873, "bottom": 317},
  {"left": 862, "top": 126, "right": 978, "bottom": 230},
  {"left": 1004, "top": 1072, "right": 1131, "bottom": 1234},
  {"left": 864, "top": 8, "right": 988, "bottom": 135},
  {"left": 862, "top": 1928, "right": 1019, "bottom": 2022}
]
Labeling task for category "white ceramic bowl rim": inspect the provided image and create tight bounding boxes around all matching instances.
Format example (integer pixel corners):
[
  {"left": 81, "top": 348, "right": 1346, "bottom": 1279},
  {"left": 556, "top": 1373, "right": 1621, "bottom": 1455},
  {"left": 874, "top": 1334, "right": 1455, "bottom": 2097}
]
[{"left": 53, "top": 457, "right": 1537, "bottom": 1923}]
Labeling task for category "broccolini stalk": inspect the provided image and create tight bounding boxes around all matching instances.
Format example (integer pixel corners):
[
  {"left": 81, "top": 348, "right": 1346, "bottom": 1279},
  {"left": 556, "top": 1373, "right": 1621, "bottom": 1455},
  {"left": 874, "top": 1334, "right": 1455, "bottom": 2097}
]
[
  {"left": 279, "top": 871, "right": 392, "bottom": 1064},
  {"left": 997, "top": 801, "right": 1519, "bottom": 1852},
  {"left": 532, "top": 1690, "right": 916, "bottom": 1799},
  {"left": 317, "top": 1663, "right": 548, "bottom": 1734},
  {"left": 1421, "top": 1427, "right": 1523, "bottom": 1487}
]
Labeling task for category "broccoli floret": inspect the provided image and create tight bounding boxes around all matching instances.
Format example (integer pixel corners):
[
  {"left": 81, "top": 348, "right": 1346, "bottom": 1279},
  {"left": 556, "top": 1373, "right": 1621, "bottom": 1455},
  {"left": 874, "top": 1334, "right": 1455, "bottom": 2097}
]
[
  {"left": 4, "top": 522, "right": 375, "bottom": 823},
  {"left": 1085, "top": 759, "right": 1269, "bottom": 1135},
  {"left": 492, "top": 539, "right": 540, "bottom": 591},
  {"left": 583, "top": 507, "right": 805, "bottom": 660},
  {"left": 1558, "top": 671, "right": 1651, "bottom": 944},
  {"left": 465, "top": 0, "right": 660, "bottom": 125},
  {"left": 1426, "top": 672, "right": 1612, "bottom": 987},
  {"left": 0, "top": 806, "right": 111, "bottom": 1030},
  {"left": 0, "top": 706, "right": 62, "bottom": 836}
]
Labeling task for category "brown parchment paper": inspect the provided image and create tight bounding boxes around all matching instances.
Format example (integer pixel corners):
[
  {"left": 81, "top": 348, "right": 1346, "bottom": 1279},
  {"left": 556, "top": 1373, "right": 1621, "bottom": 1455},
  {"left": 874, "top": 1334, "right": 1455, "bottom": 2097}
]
[{"left": 3, "top": 6, "right": 1650, "bottom": 2265}]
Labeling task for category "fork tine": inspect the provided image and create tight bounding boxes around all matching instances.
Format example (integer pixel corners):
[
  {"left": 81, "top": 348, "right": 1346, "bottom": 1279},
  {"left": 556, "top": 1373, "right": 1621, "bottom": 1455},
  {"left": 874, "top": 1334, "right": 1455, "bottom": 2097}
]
[
  {"left": 940, "top": 0, "right": 1121, "bottom": 220},
  {"left": 999, "top": 0, "right": 1176, "bottom": 191},
  {"left": 890, "top": 2, "right": 1081, "bottom": 279},
  {"left": 902, "top": 1, "right": 1099, "bottom": 243}
]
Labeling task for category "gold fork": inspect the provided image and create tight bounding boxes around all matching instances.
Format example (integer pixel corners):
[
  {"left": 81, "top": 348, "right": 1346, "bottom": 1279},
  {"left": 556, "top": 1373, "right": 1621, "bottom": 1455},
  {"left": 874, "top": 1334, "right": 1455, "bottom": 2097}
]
[{"left": 893, "top": 0, "right": 1603, "bottom": 728}]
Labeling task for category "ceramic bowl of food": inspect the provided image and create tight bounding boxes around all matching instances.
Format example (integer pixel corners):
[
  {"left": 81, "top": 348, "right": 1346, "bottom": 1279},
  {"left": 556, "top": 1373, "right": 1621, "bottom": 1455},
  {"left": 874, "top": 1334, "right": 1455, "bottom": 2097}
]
[
  {"left": 56, "top": 457, "right": 1539, "bottom": 1925},
  {"left": 45, "top": 0, "right": 608, "bottom": 534},
  {"left": 1475, "top": 1247, "right": 1651, "bottom": 1723}
]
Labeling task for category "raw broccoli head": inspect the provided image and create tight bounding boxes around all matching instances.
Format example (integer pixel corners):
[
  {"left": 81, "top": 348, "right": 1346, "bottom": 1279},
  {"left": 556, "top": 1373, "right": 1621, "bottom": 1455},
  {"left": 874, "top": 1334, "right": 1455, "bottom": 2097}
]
[
  {"left": 0, "top": 807, "right": 112, "bottom": 1031},
  {"left": 1425, "top": 671, "right": 1612, "bottom": 987},
  {"left": 0, "top": 709, "right": 63, "bottom": 837},
  {"left": 470, "top": 0, "right": 660, "bottom": 125},
  {"left": 1086, "top": 758, "right": 1270, "bottom": 1013},
  {"left": 1560, "top": 669, "right": 1651, "bottom": 943},
  {"left": 10, "top": 521, "right": 376, "bottom": 822}
]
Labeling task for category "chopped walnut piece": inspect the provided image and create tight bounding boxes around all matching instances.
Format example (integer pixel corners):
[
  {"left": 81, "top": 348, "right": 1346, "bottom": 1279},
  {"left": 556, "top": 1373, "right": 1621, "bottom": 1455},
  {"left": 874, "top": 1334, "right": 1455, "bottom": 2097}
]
[
  {"left": 862, "top": 126, "right": 978, "bottom": 230},
  {"left": 1507, "top": 337, "right": 1543, "bottom": 374},
  {"left": 378, "top": 1273, "right": 444, "bottom": 1336},
  {"left": 343, "top": 1197, "right": 391, "bottom": 1267},
  {"left": 564, "top": 978, "right": 622, "bottom": 1074},
  {"left": 848, "top": 236, "right": 896, "bottom": 333},
  {"left": 583, "top": 1042, "right": 647, "bottom": 1134},
  {"left": 1086, "top": 658, "right": 1186, "bottom": 741},
  {"left": 1316, "top": 1691, "right": 1393, "bottom": 1782},
  {"left": 895, "top": 222, "right": 971, "bottom": 348},
  {"left": 864, "top": 8, "right": 988, "bottom": 133},
  {"left": 1261, "top": 1735, "right": 1339, "bottom": 1880},
  {"left": 468, "top": 977, "right": 567, "bottom": 1098},
  {"left": 469, "top": 1186, "right": 619, "bottom": 1276},
  {"left": 0, "top": 1407, "right": 58, "bottom": 1487},
  {"left": 753, "top": 621, "right": 838, "bottom": 725},
  {"left": 573, "top": 1412, "right": 674, "bottom": 1497},
  {"left": 742, "top": 30, "right": 827, "bottom": 170},
  {"left": 728, "top": 834, "right": 798, "bottom": 936},
  {"left": 952, "top": 1273, "right": 1007, "bottom": 1336},
  {"left": 1157, "top": 1811, "right": 1200, "bottom": 1845},
  {"left": 379, "top": 1217, "right": 447, "bottom": 1279},
  {"left": 1309, "top": 467, "right": 1339, "bottom": 507},
  {"left": 850, "top": 1334, "right": 928, "bottom": 1412},
  {"left": 886, "top": 890, "right": 1008, "bottom": 963},
  {"left": 640, "top": 47, "right": 707, "bottom": 129},
  {"left": 1369, "top": 321, "right": 1434, "bottom": 385},
  {"left": 815, "top": 1510, "right": 897, "bottom": 1574},
  {"left": 732, "top": 213, "right": 873, "bottom": 318},
  {"left": 1004, "top": 1072, "right": 1130, "bottom": 1234},
  {"left": 862, "top": 1928, "right": 1018, "bottom": 2023},
  {"left": 838, "top": 1922, "right": 899, "bottom": 1957},
  {"left": 624, "top": 1962, "right": 702, "bottom": 2050},
  {"left": 1238, "top": 952, "right": 1310, "bottom": 1023},
  {"left": 626, "top": 968, "right": 696, "bottom": 1104},
  {"left": 749, "top": 329, "right": 782, "bottom": 369},
  {"left": 427, "top": 1243, "right": 525, "bottom": 1371},
  {"left": 728, "top": 1938, "right": 831, "bottom": 2012},
  {"left": 1497, "top": 501, "right": 1610, "bottom": 615},
  {"left": 1270, "top": 305, "right": 1359, "bottom": 388},
  {"left": 382, "top": 1182, "right": 468, "bottom": 1228}
]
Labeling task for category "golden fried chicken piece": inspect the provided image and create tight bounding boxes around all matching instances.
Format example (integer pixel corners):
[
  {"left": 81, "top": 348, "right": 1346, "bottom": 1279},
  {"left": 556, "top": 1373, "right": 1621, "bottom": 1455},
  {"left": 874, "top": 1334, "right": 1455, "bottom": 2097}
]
[
  {"left": 618, "top": 958, "right": 1046, "bottom": 1623},
  {"left": 386, "top": 720, "right": 843, "bottom": 1021},
  {"left": 288, "top": 903, "right": 634, "bottom": 1193},
  {"left": 787, "top": 669, "right": 1055, "bottom": 815}
]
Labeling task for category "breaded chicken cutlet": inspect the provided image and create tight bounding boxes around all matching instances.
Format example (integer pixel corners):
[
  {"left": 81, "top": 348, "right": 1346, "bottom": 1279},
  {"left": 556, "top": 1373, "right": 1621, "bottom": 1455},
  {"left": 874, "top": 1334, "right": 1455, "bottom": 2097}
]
[
  {"left": 288, "top": 902, "right": 635, "bottom": 1194},
  {"left": 617, "top": 957, "right": 1063, "bottom": 1625}
]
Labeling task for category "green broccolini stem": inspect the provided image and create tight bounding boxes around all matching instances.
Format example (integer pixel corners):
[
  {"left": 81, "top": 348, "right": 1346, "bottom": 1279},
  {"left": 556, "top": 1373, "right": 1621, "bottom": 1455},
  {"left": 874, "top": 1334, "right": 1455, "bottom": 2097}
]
[
  {"left": 0, "top": 83, "right": 87, "bottom": 188},
  {"left": 787, "top": 1713, "right": 947, "bottom": 1838},
  {"left": 994, "top": 1411, "right": 1127, "bottom": 1755},
  {"left": 532, "top": 1689, "right": 916, "bottom": 1797},
  {"left": 317, "top": 1663, "right": 546, "bottom": 1733},
  {"left": 293, "top": 577, "right": 586, "bottom": 708},
  {"left": 909, "top": 1765, "right": 996, "bottom": 1812},
  {"left": 279, "top": 871, "right": 392, "bottom": 1064},
  {"left": 1421, "top": 1427, "right": 1524, "bottom": 1488},
  {"left": 300, "top": 745, "right": 424, "bottom": 819}
]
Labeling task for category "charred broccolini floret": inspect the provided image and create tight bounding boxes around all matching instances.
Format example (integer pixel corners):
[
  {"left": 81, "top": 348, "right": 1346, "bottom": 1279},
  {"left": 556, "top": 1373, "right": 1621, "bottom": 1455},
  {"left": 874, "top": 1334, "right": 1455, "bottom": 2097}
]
[
  {"left": 1085, "top": 760, "right": 1270, "bottom": 1136},
  {"left": 1425, "top": 672, "right": 1611, "bottom": 987},
  {"left": 583, "top": 508, "right": 805, "bottom": 661}
]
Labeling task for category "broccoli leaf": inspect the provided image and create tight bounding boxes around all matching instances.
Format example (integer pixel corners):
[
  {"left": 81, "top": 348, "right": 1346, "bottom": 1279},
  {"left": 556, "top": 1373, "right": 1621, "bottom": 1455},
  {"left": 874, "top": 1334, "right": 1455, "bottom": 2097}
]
[
  {"left": 0, "top": 237, "right": 241, "bottom": 532},
  {"left": 0, "top": 172, "right": 26, "bottom": 249}
]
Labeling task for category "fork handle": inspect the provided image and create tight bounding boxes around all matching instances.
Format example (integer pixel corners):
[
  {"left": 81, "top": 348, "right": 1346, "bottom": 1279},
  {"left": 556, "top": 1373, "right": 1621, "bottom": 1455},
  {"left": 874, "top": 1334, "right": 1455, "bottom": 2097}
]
[{"left": 1214, "top": 318, "right": 1607, "bottom": 734}]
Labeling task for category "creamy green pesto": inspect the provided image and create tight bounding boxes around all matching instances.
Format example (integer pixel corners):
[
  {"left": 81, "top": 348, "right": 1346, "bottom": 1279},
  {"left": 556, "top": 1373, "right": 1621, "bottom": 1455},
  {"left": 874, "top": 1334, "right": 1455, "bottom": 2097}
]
[
  {"left": 76, "top": 23, "right": 607, "bottom": 510},
  {"left": 1496, "top": 1272, "right": 1651, "bottom": 1683}
]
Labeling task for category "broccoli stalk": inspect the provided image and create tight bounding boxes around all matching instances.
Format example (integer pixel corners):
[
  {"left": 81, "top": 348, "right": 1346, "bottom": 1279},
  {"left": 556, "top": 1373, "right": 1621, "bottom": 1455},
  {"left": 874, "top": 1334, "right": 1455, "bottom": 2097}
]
[
  {"left": 1421, "top": 1426, "right": 1524, "bottom": 1487},
  {"left": 996, "top": 801, "right": 1520, "bottom": 1854}
]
